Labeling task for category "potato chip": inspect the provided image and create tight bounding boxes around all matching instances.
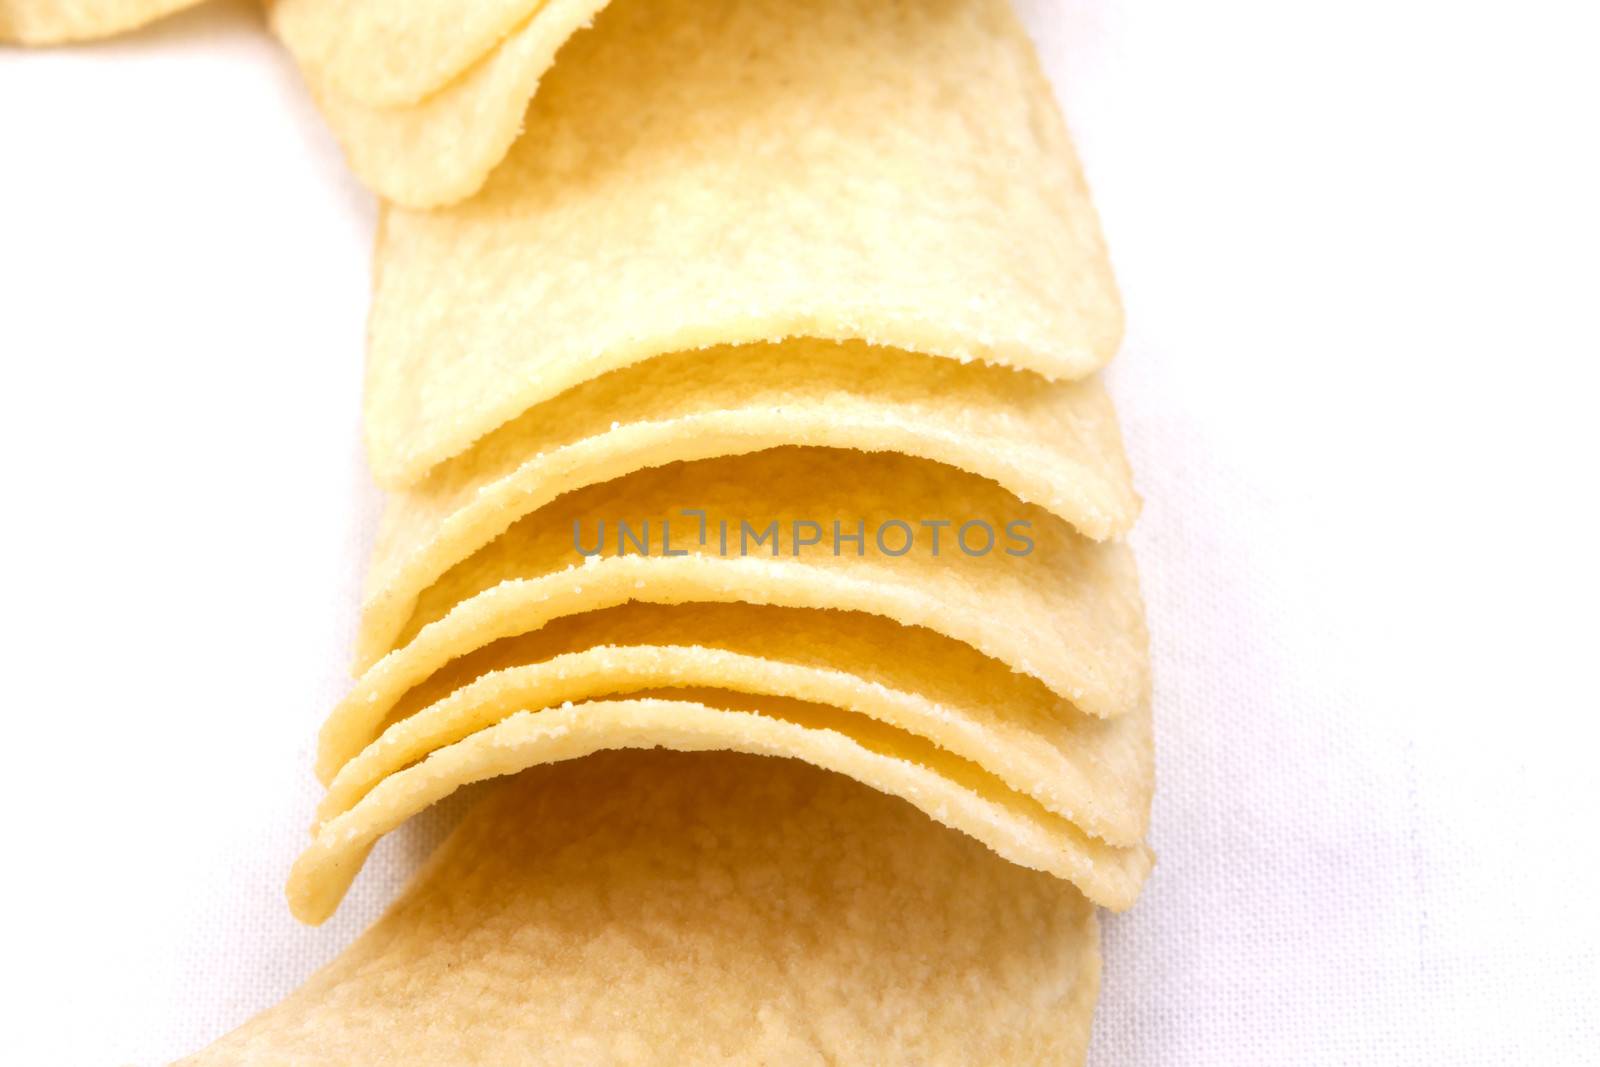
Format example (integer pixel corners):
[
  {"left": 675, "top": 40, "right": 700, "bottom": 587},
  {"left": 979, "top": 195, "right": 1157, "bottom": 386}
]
[
  {"left": 191, "top": 751, "right": 1102, "bottom": 1063},
  {"left": 0, "top": 0, "right": 196, "bottom": 42},
  {"left": 360, "top": 0, "right": 1122, "bottom": 478},
  {"left": 356, "top": 340, "right": 1138, "bottom": 670},
  {"left": 278, "top": 0, "right": 605, "bottom": 209},
  {"left": 269, "top": 0, "right": 545, "bottom": 106},
  {"left": 291, "top": 693, "right": 1151, "bottom": 924},
  {"left": 319, "top": 601, "right": 1154, "bottom": 846},
  {"left": 319, "top": 449, "right": 1149, "bottom": 780}
]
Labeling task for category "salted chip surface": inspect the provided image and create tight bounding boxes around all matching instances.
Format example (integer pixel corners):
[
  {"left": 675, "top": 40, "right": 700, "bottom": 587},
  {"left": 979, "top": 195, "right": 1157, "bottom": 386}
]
[
  {"left": 320, "top": 449, "right": 1149, "bottom": 779},
  {"left": 0, "top": 0, "right": 196, "bottom": 42},
  {"left": 291, "top": 693, "right": 1151, "bottom": 924},
  {"left": 356, "top": 340, "right": 1138, "bottom": 669},
  {"left": 363, "top": 0, "right": 1122, "bottom": 477},
  {"left": 191, "top": 751, "right": 1102, "bottom": 1064},
  {"left": 320, "top": 602, "right": 1154, "bottom": 846}
]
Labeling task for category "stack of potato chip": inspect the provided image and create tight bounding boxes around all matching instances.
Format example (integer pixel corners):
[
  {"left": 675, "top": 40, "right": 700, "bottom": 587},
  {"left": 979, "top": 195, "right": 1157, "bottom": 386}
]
[{"left": 8, "top": 0, "right": 1154, "bottom": 1058}]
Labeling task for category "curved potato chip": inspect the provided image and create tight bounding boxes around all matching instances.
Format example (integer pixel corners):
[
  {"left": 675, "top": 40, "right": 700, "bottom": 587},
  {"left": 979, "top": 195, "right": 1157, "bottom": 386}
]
[
  {"left": 319, "top": 449, "right": 1149, "bottom": 780},
  {"left": 362, "top": 0, "right": 1121, "bottom": 479},
  {"left": 0, "top": 0, "right": 196, "bottom": 42},
  {"left": 191, "top": 751, "right": 1102, "bottom": 1064},
  {"left": 282, "top": 0, "right": 603, "bottom": 209},
  {"left": 291, "top": 694, "right": 1152, "bottom": 924},
  {"left": 320, "top": 602, "right": 1154, "bottom": 845},
  {"left": 269, "top": 0, "right": 543, "bottom": 107},
  {"left": 356, "top": 340, "right": 1138, "bottom": 669}
]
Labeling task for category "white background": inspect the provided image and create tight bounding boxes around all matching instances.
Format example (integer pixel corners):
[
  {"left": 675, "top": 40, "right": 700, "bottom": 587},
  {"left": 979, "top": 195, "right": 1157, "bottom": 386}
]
[{"left": 2, "top": 0, "right": 1597, "bottom": 1062}]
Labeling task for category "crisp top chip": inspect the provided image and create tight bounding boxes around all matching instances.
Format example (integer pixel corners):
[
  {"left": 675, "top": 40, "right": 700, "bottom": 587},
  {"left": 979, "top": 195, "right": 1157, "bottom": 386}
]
[
  {"left": 319, "top": 601, "right": 1154, "bottom": 846},
  {"left": 363, "top": 0, "right": 1121, "bottom": 478},
  {"left": 191, "top": 751, "right": 1102, "bottom": 1064},
  {"left": 318, "top": 449, "right": 1149, "bottom": 780},
  {"left": 0, "top": 0, "right": 197, "bottom": 42},
  {"left": 290, "top": 694, "right": 1152, "bottom": 923},
  {"left": 356, "top": 340, "right": 1138, "bottom": 669}
]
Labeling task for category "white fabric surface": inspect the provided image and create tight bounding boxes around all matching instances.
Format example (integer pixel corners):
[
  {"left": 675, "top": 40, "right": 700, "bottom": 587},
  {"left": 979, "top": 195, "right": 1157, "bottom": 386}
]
[{"left": 1, "top": 1, "right": 1596, "bottom": 1063}]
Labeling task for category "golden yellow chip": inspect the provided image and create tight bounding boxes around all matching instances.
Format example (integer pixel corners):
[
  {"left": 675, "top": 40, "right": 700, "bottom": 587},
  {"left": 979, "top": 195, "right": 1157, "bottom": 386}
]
[
  {"left": 191, "top": 751, "right": 1102, "bottom": 1063},
  {"left": 274, "top": 0, "right": 606, "bottom": 208},
  {"left": 0, "top": 0, "right": 197, "bottom": 42},
  {"left": 359, "top": 0, "right": 1121, "bottom": 478},
  {"left": 321, "top": 602, "right": 1153, "bottom": 846},
  {"left": 320, "top": 449, "right": 1149, "bottom": 780},
  {"left": 357, "top": 340, "right": 1138, "bottom": 670},
  {"left": 269, "top": 0, "right": 547, "bottom": 106},
  {"left": 291, "top": 693, "right": 1151, "bottom": 923}
]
